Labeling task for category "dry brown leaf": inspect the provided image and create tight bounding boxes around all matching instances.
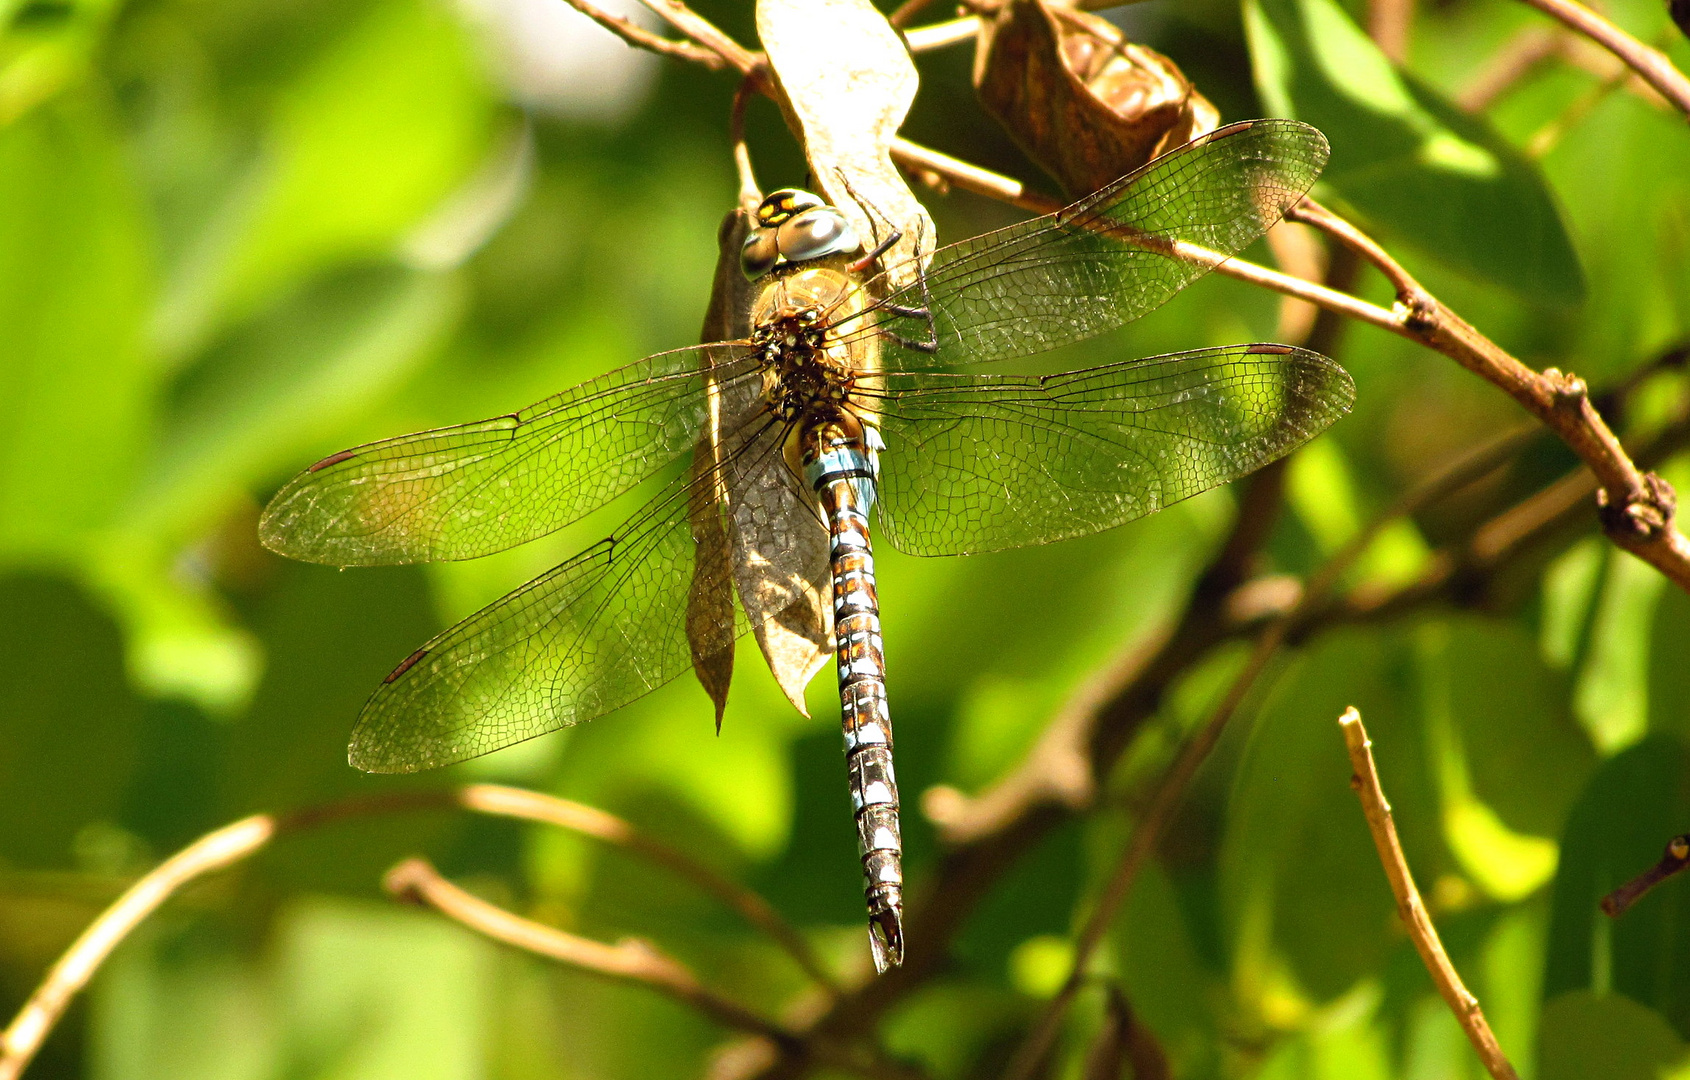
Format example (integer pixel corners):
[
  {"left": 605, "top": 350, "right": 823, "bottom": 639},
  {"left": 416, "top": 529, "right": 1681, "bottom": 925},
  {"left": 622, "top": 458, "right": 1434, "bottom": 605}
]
[
  {"left": 692, "top": 206, "right": 834, "bottom": 718},
  {"left": 758, "top": 0, "right": 934, "bottom": 284},
  {"left": 975, "top": 0, "right": 1219, "bottom": 196},
  {"left": 686, "top": 209, "right": 756, "bottom": 729}
]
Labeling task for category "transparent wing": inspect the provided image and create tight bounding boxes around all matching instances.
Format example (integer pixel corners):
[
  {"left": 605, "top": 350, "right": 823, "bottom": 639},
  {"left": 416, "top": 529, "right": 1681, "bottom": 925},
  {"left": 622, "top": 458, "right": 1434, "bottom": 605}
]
[
  {"left": 841, "top": 119, "right": 1329, "bottom": 370},
  {"left": 868, "top": 344, "right": 1354, "bottom": 556},
  {"left": 260, "top": 344, "right": 759, "bottom": 565},
  {"left": 348, "top": 419, "right": 790, "bottom": 772}
]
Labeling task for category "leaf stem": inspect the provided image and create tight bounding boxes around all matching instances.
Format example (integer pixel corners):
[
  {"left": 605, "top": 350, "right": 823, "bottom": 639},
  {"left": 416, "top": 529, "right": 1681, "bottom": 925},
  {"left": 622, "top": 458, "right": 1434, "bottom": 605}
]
[{"left": 1338, "top": 708, "right": 1521, "bottom": 1080}]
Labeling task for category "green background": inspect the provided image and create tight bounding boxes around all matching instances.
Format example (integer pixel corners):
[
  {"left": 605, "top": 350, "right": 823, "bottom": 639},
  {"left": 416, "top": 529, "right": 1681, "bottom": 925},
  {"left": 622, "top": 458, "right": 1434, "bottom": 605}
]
[{"left": 2, "top": 0, "right": 1690, "bottom": 1075}]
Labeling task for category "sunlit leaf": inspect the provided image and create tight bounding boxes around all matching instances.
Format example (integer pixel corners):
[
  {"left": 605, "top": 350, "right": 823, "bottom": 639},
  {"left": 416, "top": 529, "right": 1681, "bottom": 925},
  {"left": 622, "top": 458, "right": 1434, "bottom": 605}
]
[
  {"left": 1245, "top": 0, "right": 1586, "bottom": 302},
  {"left": 1220, "top": 629, "right": 1442, "bottom": 1002}
]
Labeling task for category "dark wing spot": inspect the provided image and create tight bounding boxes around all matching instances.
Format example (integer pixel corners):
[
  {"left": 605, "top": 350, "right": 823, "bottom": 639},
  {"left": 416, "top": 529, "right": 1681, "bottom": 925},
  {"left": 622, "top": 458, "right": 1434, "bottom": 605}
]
[
  {"left": 1246, "top": 343, "right": 1295, "bottom": 355},
  {"left": 308, "top": 448, "right": 360, "bottom": 472},
  {"left": 384, "top": 647, "right": 430, "bottom": 683}
]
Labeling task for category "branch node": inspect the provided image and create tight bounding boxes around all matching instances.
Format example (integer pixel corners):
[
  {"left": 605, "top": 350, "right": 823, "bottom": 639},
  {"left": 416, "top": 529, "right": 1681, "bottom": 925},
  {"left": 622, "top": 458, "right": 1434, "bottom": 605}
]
[
  {"left": 1598, "top": 471, "right": 1678, "bottom": 540},
  {"left": 1542, "top": 367, "right": 1590, "bottom": 406}
]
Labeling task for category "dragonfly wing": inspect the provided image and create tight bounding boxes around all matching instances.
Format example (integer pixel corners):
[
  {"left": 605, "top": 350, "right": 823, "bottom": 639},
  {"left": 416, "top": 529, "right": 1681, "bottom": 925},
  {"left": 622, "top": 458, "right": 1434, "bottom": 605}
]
[
  {"left": 870, "top": 345, "right": 1354, "bottom": 556},
  {"left": 260, "top": 343, "right": 758, "bottom": 565},
  {"left": 854, "top": 119, "right": 1328, "bottom": 370},
  {"left": 348, "top": 461, "right": 758, "bottom": 773}
]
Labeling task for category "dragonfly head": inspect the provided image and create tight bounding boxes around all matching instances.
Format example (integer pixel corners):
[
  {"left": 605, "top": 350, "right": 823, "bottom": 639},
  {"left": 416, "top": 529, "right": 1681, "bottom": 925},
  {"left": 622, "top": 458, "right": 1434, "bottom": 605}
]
[{"left": 742, "top": 188, "right": 860, "bottom": 280}]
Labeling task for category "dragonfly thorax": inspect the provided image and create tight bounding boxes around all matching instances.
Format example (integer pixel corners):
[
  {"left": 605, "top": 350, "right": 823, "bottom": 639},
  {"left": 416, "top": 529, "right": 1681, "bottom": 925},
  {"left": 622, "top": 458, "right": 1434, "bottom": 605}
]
[{"left": 750, "top": 266, "right": 874, "bottom": 425}]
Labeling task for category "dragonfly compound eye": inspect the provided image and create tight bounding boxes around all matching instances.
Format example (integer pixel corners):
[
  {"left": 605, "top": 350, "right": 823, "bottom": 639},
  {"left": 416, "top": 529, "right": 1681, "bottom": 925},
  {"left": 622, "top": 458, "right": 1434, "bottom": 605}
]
[
  {"left": 775, "top": 207, "right": 859, "bottom": 265},
  {"left": 741, "top": 226, "right": 780, "bottom": 280},
  {"left": 757, "top": 187, "right": 826, "bottom": 226}
]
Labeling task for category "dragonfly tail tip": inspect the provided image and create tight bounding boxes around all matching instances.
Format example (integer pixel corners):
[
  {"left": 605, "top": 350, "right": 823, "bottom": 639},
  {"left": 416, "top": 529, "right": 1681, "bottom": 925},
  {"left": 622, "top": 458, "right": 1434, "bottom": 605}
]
[{"left": 868, "top": 910, "right": 905, "bottom": 974}]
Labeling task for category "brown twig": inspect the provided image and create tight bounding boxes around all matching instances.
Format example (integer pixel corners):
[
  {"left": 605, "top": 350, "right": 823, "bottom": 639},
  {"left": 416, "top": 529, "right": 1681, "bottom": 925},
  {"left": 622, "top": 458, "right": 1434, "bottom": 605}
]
[
  {"left": 0, "top": 816, "right": 277, "bottom": 1080},
  {"left": 561, "top": 0, "right": 724, "bottom": 67},
  {"left": 635, "top": 0, "right": 759, "bottom": 72},
  {"left": 1601, "top": 834, "right": 1690, "bottom": 916},
  {"left": 1081, "top": 986, "right": 1170, "bottom": 1080},
  {"left": 1511, "top": 0, "right": 1690, "bottom": 116},
  {"left": 1283, "top": 200, "right": 1690, "bottom": 596},
  {"left": 385, "top": 858, "right": 795, "bottom": 1041},
  {"left": 1339, "top": 708, "right": 1521, "bottom": 1080},
  {"left": 385, "top": 859, "right": 931, "bottom": 1080},
  {"left": 453, "top": 785, "right": 838, "bottom": 992},
  {"left": 1368, "top": 0, "right": 1416, "bottom": 63},
  {"left": 731, "top": 71, "right": 765, "bottom": 206}
]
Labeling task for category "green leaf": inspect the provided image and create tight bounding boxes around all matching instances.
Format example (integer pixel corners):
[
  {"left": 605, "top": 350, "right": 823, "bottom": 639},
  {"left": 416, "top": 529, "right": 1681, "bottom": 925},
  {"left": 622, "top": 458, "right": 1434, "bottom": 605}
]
[
  {"left": 1220, "top": 628, "right": 1440, "bottom": 1002},
  {"left": 1420, "top": 617, "right": 1595, "bottom": 900},
  {"left": 1245, "top": 0, "right": 1586, "bottom": 303},
  {"left": 1544, "top": 735, "right": 1690, "bottom": 1038},
  {"left": 0, "top": 92, "right": 154, "bottom": 562},
  {"left": 0, "top": 0, "right": 120, "bottom": 124},
  {"left": 153, "top": 0, "right": 496, "bottom": 355},
  {"left": 1539, "top": 991, "right": 1690, "bottom": 1080}
]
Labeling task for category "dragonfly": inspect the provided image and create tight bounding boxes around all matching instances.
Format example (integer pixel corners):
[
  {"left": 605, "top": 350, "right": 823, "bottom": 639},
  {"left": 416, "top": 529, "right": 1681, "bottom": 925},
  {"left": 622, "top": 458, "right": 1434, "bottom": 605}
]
[{"left": 259, "top": 118, "right": 1354, "bottom": 973}]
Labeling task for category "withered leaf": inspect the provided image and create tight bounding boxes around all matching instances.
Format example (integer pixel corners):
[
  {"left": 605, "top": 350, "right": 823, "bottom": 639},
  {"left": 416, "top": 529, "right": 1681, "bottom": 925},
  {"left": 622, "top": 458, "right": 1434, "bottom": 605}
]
[
  {"left": 687, "top": 208, "right": 755, "bottom": 729},
  {"left": 975, "top": 0, "right": 1219, "bottom": 197},
  {"left": 758, "top": 0, "right": 934, "bottom": 284},
  {"left": 692, "top": 205, "right": 834, "bottom": 719}
]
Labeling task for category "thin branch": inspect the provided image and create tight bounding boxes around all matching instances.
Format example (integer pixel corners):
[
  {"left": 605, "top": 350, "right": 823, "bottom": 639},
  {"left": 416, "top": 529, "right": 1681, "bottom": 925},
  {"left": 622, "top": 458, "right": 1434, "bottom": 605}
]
[
  {"left": 1368, "top": 0, "right": 1416, "bottom": 63},
  {"left": 1286, "top": 198, "right": 1425, "bottom": 305},
  {"left": 1511, "top": 0, "right": 1690, "bottom": 116},
  {"left": 731, "top": 71, "right": 764, "bottom": 206},
  {"left": 0, "top": 816, "right": 277, "bottom": 1080},
  {"left": 902, "top": 16, "right": 981, "bottom": 52},
  {"left": 384, "top": 858, "right": 798, "bottom": 1044},
  {"left": 635, "top": 0, "right": 759, "bottom": 73},
  {"left": 560, "top": 0, "right": 724, "bottom": 67},
  {"left": 1284, "top": 201, "right": 1690, "bottom": 594},
  {"left": 1339, "top": 709, "right": 1522, "bottom": 1080},
  {"left": 1, "top": 783, "right": 833, "bottom": 1080},
  {"left": 1601, "top": 834, "right": 1690, "bottom": 916},
  {"left": 454, "top": 785, "right": 838, "bottom": 993},
  {"left": 1081, "top": 986, "right": 1170, "bottom": 1080}
]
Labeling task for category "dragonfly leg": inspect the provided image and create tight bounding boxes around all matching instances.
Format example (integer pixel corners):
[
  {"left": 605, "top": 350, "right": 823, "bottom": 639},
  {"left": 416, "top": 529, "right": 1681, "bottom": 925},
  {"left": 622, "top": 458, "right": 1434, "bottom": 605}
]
[{"left": 848, "top": 226, "right": 903, "bottom": 275}]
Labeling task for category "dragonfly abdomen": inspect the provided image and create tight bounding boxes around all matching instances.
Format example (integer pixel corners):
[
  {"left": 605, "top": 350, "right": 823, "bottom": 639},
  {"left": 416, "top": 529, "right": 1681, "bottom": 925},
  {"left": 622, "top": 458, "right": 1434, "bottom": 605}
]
[{"left": 799, "top": 409, "right": 903, "bottom": 973}]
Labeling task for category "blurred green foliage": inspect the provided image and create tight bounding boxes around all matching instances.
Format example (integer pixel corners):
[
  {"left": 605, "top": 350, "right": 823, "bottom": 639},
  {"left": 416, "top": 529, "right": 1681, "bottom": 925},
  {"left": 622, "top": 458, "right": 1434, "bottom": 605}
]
[{"left": 2, "top": 0, "right": 1689, "bottom": 1076}]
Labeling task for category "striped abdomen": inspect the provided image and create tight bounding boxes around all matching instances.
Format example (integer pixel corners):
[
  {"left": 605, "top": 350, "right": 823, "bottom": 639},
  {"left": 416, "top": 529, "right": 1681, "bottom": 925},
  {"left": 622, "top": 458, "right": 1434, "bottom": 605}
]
[{"left": 798, "top": 408, "right": 903, "bottom": 973}]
